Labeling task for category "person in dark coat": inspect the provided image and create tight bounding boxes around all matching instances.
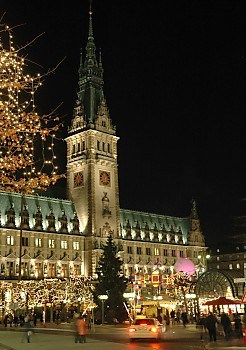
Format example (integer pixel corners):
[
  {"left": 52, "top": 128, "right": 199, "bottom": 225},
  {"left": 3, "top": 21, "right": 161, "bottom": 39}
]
[
  {"left": 205, "top": 312, "right": 218, "bottom": 342},
  {"left": 181, "top": 311, "right": 188, "bottom": 327},
  {"left": 22, "top": 314, "right": 32, "bottom": 343},
  {"left": 220, "top": 312, "right": 232, "bottom": 340},
  {"left": 3, "top": 315, "right": 8, "bottom": 327},
  {"left": 234, "top": 314, "right": 243, "bottom": 339}
]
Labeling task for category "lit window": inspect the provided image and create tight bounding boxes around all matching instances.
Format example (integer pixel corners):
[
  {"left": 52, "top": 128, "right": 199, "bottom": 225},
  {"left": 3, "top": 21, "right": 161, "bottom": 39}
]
[
  {"left": 217, "top": 265, "right": 220, "bottom": 269},
  {"left": 217, "top": 248, "right": 220, "bottom": 253},
  {"left": 35, "top": 238, "right": 42, "bottom": 247},
  {"left": 229, "top": 264, "right": 233, "bottom": 270},
  {"left": 236, "top": 263, "right": 240, "bottom": 269},
  {"left": 73, "top": 242, "right": 79, "bottom": 250},
  {"left": 154, "top": 248, "right": 159, "bottom": 256},
  {"left": 61, "top": 240, "right": 68, "bottom": 249},
  {"left": 6, "top": 236, "right": 14, "bottom": 245},
  {"left": 48, "top": 239, "right": 55, "bottom": 248},
  {"left": 216, "top": 256, "right": 220, "bottom": 261}
]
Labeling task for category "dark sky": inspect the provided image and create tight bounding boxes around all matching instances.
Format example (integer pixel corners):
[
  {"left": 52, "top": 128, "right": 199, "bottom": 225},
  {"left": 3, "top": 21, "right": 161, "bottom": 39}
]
[{"left": 2, "top": 0, "right": 246, "bottom": 245}]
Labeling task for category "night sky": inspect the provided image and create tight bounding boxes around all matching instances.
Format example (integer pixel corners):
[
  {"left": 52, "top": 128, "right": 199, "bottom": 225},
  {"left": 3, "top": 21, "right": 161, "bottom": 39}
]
[{"left": 2, "top": 0, "right": 246, "bottom": 245}]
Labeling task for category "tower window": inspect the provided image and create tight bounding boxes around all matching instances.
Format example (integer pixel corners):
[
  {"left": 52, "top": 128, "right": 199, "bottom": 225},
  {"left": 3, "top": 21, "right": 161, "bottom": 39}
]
[
  {"left": 102, "top": 120, "right": 106, "bottom": 127},
  {"left": 102, "top": 142, "right": 105, "bottom": 152},
  {"left": 97, "top": 141, "right": 100, "bottom": 150},
  {"left": 72, "top": 144, "right": 75, "bottom": 153},
  {"left": 163, "top": 249, "right": 168, "bottom": 256},
  {"left": 82, "top": 141, "right": 85, "bottom": 150},
  {"left": 127, "top": 246, "right": 132, "bottom": 254},
  {"left": 78, "top": 143, "right": 80, "bottom": 152},
  {"left": 108, "top": 143, "right": 111, "bottom": 153}
]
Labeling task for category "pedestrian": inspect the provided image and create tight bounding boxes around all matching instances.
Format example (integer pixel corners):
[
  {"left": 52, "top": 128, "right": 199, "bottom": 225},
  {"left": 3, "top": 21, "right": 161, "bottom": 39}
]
[
  {"left": 220, "top": 312, "right": 232, "bottom": 340},
  {"left": 9, "top": 314, "right": 13, "bottom": 327},
  {"left": 170, "top": 309, "right": 175, "bottom": 326},
  {"left": 157, "top": 314, "right": 162, "bottom": 324},
  {"left": 205, "top": 312, "right": 218, "bottom": 342},
  {"left": 3, "top": 314, "right": 8, "bottom": 327},
  {"left": 234, "top": 314, "right": 243, "bottom": 339},
  {"left": 75, "top": 314, "right": 87, "bottom": 343},
  {"left": 196, "top": 314, "right": 206, "bottom": 340},
  {"left": 32, "top": 312, "right": 37, "bottom": 327},
  {"left": 176, "top": 309, "right": 181, "bottom": 324},
  {"left": 181, "top": 311, "right": 188, "bottom": 327},
  {"left": 13, "top": 315, "right": 18, "bottom": 327},
  {"left": 22, "top": 314, "right": 32, "bottom": 343}
]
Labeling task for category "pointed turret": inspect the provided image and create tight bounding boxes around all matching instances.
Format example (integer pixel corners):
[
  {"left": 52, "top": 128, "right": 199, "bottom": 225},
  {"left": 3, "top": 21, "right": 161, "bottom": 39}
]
[{"left": 191, "top": 198, "right": 198, "bottom": 220}]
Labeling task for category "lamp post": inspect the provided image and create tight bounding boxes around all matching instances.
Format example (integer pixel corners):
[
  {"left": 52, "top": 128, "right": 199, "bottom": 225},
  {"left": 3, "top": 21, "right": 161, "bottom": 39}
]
[{"left": 98, "top": 295, "right": 108, "bottom": 325}]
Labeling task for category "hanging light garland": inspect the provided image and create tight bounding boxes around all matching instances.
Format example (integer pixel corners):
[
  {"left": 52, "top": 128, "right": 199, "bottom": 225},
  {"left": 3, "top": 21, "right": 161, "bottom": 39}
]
[{"left": 0, "top": 24, "right": 65, "bottom": 194}]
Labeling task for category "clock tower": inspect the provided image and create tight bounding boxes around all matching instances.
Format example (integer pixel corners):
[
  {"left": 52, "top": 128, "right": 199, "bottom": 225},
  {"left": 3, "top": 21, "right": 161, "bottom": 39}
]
[{"left": 65, "top": 10, "right": 120, "bottom": 275}]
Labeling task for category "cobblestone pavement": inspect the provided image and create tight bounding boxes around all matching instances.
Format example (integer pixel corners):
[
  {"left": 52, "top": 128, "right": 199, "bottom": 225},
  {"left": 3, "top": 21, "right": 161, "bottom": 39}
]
[{"left": 0, "top": 322, "right": 245, "bottom": 350}]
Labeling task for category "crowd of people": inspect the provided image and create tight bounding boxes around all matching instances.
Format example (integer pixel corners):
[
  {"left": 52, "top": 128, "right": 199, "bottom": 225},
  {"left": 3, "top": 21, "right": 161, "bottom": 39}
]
[
  {"left": 196, "top": 311, "right": 245, "bottom": 342},
  {"left": 2, "top": 312, "right": 38, "bottom": 328},
  {"left": 156, "top": 308, "right": 245, "bottom": 342}
]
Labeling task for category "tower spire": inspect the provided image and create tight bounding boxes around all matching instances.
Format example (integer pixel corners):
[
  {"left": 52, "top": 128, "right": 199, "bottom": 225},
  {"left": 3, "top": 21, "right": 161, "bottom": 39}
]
[
  {"left": 85, "top": 1, "right": 97, "bottom": 68},
  {"left": 71, "top": 0, "right": 105, "bottom": 126}
]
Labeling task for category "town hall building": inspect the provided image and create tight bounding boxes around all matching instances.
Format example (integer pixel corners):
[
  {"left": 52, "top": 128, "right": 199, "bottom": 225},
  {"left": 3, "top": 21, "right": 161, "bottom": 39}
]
[{"left": 0, "top": 11, "right": 206, "bottom": 281}]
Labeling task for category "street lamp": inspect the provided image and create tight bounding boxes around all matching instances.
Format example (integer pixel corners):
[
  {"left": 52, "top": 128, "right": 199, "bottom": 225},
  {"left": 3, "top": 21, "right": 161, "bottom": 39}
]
[{"left": 98, "top": 295, "right": 108, "bottom": 325}]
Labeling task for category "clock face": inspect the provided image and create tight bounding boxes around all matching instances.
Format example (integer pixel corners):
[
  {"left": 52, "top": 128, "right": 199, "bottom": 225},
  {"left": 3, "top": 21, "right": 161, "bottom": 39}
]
[
  {"left": 99, "top": 171, "right": 111, "bottom": 186},
  {"left": 74, "top": 171, "right": 84, "bottom": 188}
]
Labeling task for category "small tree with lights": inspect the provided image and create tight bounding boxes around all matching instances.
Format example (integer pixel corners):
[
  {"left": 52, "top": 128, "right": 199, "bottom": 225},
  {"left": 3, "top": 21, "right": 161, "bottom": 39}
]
[
  {"left": 93, "top": 235, "right": 128, "bottom": 324},
  {"left": 0, "top": 23, "right": 64, "bottom": 280}
]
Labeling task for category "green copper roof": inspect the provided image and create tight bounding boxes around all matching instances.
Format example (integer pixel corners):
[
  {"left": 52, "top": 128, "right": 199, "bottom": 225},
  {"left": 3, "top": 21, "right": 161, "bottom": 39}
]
[
  {"left": 0, "top": 190, "right": 79, "bottom": 233},
  {"left": 120, "top": 208, "right": 190, "bottom": 243}
]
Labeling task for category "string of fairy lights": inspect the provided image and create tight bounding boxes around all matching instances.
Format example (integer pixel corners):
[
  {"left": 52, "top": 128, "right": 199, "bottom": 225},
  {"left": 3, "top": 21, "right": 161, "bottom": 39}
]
[
  {"left": 0, "top": 24, "right": 64, "bottom": 194},
  {"left": 0, "top": 277, "right": 95, "bottom": 311}
]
